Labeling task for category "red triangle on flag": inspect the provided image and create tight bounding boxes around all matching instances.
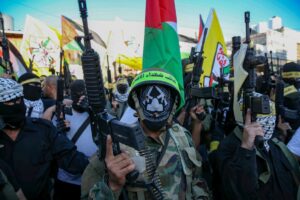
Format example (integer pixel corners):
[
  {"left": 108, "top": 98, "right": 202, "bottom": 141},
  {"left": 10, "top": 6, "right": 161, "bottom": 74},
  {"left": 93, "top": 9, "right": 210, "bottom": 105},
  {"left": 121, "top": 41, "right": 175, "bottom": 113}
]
[{"left": 198, "top": 14, "right": 204, "bottom": 42}]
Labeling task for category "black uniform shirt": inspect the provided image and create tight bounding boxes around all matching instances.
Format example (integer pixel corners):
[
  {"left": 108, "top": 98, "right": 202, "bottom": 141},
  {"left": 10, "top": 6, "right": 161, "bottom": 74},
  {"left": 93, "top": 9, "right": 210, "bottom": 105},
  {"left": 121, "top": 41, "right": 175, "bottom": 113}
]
[
  {"left": 217, "top": 128, "right": 298, "bottom": 200},
  {"left": 0, "top": 118, "right": 89, "bottom": 200}
]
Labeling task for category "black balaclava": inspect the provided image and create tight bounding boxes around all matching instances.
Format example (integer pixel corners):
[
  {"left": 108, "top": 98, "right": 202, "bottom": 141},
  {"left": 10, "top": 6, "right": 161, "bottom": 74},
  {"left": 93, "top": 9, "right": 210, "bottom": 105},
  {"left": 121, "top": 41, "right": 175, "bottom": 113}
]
[
  {"left": 284, "top": 86, "right": 300, "bottom": 130},
  {"left": 70, "top": 80, "right": 88, "bottom": 113},
  {"left": 0, "top": 78, "right": 26, "bottom": 130},
  {"left": 282, "top": 62, "right": 300, "bottom": 92},
  {"left": 0, "top": 98, "right": 26, "bottom": 129},
  {"left": 139, "top": 85, "right": 173, "bottom": 132},
  {"left": 18, "top": 73, "right": 42, "bottom": 101},
  {"left": 23, "top": 84, "right": 42, "bottom": 101}
]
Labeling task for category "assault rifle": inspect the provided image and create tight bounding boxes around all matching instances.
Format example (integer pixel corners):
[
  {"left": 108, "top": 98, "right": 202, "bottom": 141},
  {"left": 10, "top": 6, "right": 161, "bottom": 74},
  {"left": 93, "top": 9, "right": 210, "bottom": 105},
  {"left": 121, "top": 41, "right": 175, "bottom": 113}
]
[
  {"left": 242, "top": 11, "right": 270, "bottom": 149},
  {"left": 0, "top": 13, "right": 13, "bottom": 75},
  {"left": 183, "top": 28, "right": 218, "bottom": 128},
  {"left": 78, "top": 0, "right": 142, "bottom": 183},
  {"left": 78, "top": 2, "right": 166, "bottom": 198},
  {"left": 215, "top": 68, "right": 233, "bottom": 130},
  {"left": 63, "top": 60, "right": 72, "bottom": 97},
  {"left": 106, "top": 54, "right": 113, "bottom": 102},
  {"left": 270, "top": 51, "right": 274, "bottom": 75},
  {"left": 58, "top": 50, "right": 72, "bottom": 97},
  {"left": 261, "top": 53, "right": 272, "bottom": 95},
  {"left": 55, "top": 77, "right": 70, "bottom": 133},
  {"left": 118, "top": 57, "right": 122, "bottom": 75}
]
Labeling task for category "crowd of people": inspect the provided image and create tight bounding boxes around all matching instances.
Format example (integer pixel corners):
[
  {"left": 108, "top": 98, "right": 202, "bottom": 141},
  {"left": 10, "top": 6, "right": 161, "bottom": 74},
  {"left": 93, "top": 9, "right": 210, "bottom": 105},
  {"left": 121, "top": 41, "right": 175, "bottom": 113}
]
[{"left": 0, "top": 60, "right": 300, "bottom": 200}]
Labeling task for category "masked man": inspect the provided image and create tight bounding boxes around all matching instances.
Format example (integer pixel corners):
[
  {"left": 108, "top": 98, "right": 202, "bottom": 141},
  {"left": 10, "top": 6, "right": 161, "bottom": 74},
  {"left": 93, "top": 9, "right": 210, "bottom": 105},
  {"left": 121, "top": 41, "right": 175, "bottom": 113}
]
[
  {"left": 85, "top": 69, "right": 210, "bottom": 200},
  {"left": 53, "top": 80, "right": 98, "bottom": 200},
  {"left": 282, "top": 62, "right": 300, "bottom": 92},
  {"left": 0, "top": 78, "right": 89, "bottom": 200},
  {"left": 18, "top": 73, "right": 48, "bottom": 118},
  {"left": 216, "top": 92, "right": 300, "bottom": 199},
  {"left": 110, "top": 77, "right": 130, "bottom": 119}
]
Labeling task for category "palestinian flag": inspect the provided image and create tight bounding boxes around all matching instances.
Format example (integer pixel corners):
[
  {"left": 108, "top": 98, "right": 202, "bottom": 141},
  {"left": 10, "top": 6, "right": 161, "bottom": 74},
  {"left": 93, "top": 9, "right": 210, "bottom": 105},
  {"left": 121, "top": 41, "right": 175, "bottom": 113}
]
[
  {"left": 143, "top": 0, "right": 184, "bottom": 108},
  {"left": 62, "top": 15, "right": 107, "bottom": 49},
  {"left": 198, "top": 14, "right": 204, "bottom": 42},
  {"left": 61, "top": 16, "right": 81, "bottom": 51}
]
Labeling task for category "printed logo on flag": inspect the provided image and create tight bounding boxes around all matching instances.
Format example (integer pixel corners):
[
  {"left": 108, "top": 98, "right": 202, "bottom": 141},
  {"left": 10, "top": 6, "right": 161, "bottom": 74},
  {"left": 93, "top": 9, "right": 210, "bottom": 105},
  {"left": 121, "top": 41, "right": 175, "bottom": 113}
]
[
  {"left": 27, "top": 36, "right": 60, "bottom": 72},
  {"left": 205, "top": 43, "right": 230, "bottom": 87}
]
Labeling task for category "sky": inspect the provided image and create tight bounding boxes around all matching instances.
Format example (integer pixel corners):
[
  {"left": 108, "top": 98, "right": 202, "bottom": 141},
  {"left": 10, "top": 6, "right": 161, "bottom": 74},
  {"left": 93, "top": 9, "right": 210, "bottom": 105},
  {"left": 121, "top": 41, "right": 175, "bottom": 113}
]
[{"left": 1, "top": 0, "right": 300, "bottom": 42}]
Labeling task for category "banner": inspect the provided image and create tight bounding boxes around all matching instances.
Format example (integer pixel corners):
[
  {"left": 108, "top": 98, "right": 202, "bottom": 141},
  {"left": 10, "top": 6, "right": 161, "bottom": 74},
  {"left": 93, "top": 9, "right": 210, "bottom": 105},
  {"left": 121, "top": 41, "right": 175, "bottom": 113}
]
[
  {"left": 197, "top": 9, "right": 230, "bottom": 87},
  {"left": 62, "top": 15, "right": 107, "bottom": 49},
  {"left": 20, "top": 15, "right": 61, "bottom": 76}
]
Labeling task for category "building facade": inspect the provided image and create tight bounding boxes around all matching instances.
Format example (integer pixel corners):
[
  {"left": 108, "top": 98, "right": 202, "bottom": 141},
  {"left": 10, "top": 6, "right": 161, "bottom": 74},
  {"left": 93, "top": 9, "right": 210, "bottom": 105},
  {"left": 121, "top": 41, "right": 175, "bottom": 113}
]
[{"left": 227, "top": 16, "right": 300, "bottom": 66}]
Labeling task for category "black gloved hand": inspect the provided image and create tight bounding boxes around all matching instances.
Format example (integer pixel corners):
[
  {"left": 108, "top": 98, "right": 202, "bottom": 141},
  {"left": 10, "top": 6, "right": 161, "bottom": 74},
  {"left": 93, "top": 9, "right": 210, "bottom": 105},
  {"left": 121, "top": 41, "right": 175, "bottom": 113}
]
[{"left": 56, "top": 119, "right": 70, "bottom": 133}]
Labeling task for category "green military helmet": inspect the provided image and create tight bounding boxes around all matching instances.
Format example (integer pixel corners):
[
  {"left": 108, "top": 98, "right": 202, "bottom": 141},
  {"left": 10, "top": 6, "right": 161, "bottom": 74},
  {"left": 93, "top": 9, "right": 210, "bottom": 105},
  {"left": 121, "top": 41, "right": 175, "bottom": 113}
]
[{"left": 128, "top": 68, "right": 181, "bottom": 110}]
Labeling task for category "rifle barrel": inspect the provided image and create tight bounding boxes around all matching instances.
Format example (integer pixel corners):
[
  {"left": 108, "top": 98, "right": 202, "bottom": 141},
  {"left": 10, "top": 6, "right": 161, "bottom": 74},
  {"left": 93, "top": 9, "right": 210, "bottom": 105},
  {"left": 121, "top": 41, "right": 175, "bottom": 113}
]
[
  {"left": 244, "top": 11, "right": 250, "bottom": 44},
  {"left": 78, "top": 0, "right": 92, "bottom": 50}
]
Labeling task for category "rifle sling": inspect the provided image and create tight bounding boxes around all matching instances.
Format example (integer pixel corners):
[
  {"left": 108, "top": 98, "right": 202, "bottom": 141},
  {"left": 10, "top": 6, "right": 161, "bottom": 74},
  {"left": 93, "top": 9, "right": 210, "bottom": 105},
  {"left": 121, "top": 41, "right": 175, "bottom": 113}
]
[
  {"left": 71, "top": 116, "right": 90, "bottom": 144},
  {"left": 156, "top": 130, "right": 170, "bottom": 168}
]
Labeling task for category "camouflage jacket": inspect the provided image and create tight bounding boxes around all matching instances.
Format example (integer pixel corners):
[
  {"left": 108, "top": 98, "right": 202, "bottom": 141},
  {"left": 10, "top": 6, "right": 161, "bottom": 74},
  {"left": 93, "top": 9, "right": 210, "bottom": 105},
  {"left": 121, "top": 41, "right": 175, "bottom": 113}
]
[{"left": 87, "top": 123, "right": 211, "bottom": 200}]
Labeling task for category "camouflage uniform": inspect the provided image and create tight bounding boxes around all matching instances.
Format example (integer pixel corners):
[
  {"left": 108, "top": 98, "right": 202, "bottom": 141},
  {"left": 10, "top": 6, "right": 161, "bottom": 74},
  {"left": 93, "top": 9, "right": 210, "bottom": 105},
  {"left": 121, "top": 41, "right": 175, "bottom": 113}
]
[{"left": 87, "top": 123, "right": 211, "bottom": 200}]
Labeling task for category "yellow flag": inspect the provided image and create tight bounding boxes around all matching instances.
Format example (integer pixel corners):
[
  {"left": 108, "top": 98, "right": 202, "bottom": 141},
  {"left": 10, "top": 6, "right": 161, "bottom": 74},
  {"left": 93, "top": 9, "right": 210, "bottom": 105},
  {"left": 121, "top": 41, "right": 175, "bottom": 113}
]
[
  {"left": 197, "top": 9, "right": 230, "bottom": 87},
  {"left": 116, "top": 54, "right": 142, "bottom": 71},
  {"left": 20, "top": 15, "right": 61, "bottom": 76}
]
